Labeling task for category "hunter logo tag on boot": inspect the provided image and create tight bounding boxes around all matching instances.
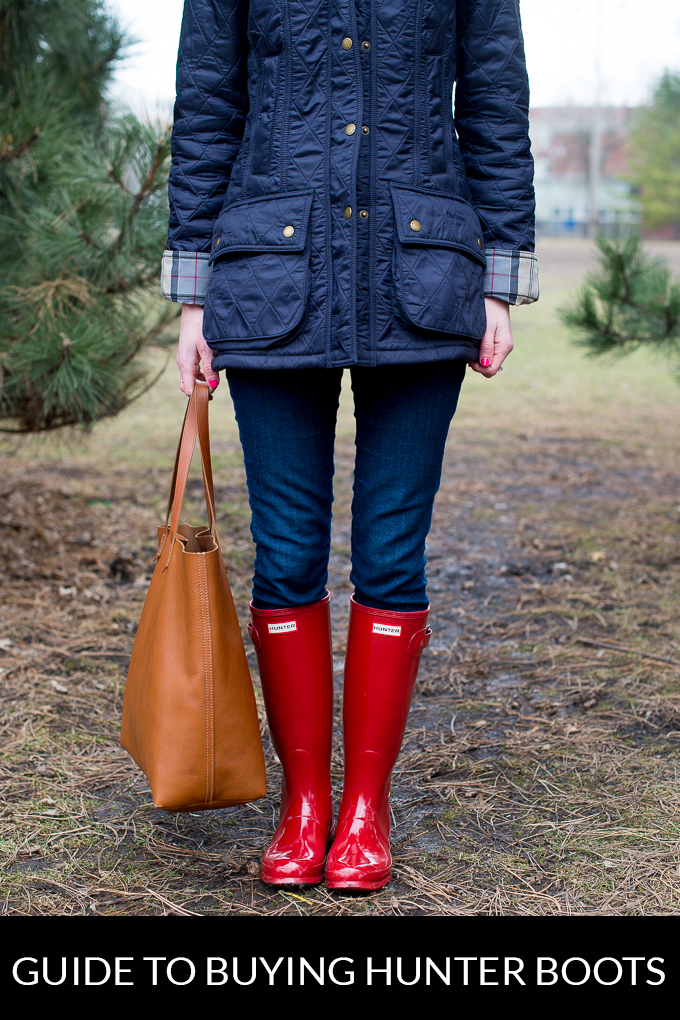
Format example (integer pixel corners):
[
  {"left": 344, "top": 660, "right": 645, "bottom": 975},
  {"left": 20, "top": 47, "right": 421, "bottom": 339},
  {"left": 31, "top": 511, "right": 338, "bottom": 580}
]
[
  {"left": 372, "top": 623, "right": 401, "bottom": 637},
  {"left": 268, "top": 621, "right": 297, "bottom": 634}
]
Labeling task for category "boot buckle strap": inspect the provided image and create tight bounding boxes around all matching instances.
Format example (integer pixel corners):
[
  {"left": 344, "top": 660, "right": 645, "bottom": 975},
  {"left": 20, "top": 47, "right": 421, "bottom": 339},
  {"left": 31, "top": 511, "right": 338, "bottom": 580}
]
[
  {"left": 247, "top": 621, "right": 261, "bottom": 650},
  {"left": 407, "top": 626, "right": 432, "bottom": 658}
]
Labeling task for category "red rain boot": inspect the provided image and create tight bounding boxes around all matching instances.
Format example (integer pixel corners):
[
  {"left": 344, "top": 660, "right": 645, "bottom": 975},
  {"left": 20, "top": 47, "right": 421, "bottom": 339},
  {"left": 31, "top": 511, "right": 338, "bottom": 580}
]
[
  {"left": 248, "top": 591, "right": 334, "bottom": 885},
  {"left": 325, "top": 595, "right": 431, "bottom": 890}
]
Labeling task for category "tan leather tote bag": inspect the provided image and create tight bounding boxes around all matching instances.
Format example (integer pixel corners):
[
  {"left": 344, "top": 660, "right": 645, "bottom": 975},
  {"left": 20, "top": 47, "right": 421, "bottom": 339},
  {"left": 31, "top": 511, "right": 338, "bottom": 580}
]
[{"left": 121, "top": 381, "right": 267, "bottom": 811}]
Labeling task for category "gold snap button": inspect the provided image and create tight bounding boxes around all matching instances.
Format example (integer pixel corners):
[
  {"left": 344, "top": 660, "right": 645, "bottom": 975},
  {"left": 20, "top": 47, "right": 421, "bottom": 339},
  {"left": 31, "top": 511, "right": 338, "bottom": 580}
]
[
  {"left": 341, "top": 36, "right": 353, "bottom": 50},
  {"left": 410, "top": 219, "right": 422, "bottom": 232},
  {"left": 359, "top": 209, "right": 368, "bottom": 220},
  {"left": 361, "top": 125, "right": 370, "bottom": 135},
  {"left": 282, "top": 225, "right": 295, "bottom": 238},
  {"left": 345, "top": 123, "right": 356, "bottom": 136},
  {"left": 214, "top": 236, "right": 221, "bottom": 247},
  {"left": 344, "top": 206, "right": 352, "bottom": 220},
  {"left": 478, "top": 237, "right": 483, "bottom": 249},
  {"left": 361, "top": 40, "right": 370, "bottom": 51}
]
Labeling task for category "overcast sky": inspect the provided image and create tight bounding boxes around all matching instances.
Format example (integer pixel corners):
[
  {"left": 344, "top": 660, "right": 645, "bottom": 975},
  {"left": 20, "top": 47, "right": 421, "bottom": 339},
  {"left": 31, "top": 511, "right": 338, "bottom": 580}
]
[{"left": 108, "top": 0, "right": 680, "bottom": 115}]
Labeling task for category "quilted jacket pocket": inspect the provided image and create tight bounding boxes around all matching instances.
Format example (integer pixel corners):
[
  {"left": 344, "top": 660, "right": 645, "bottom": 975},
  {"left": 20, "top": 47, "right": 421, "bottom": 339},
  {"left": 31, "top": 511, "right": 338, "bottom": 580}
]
[
  {"left": 390, "top": 185, "right": 487, "bottom": 339},
  {"left": 203, "top": 190, "right": 313, "bottom": 345}
]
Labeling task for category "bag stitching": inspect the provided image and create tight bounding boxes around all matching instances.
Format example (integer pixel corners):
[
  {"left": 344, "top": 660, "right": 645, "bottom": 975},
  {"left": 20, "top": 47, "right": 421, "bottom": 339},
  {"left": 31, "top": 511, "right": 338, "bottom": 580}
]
[
  {"left": 197, "top": 553, "right": 211, "bottom": 804},
  {"left": 203, "top": 554, "right": 215, "bottom": 804}
]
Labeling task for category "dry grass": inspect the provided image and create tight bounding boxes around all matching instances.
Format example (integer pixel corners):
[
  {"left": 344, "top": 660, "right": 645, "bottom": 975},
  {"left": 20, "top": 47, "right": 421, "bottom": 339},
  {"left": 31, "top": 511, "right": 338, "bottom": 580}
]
[{"left": 1, "top": 238, "right": 679, "bottom": 915}]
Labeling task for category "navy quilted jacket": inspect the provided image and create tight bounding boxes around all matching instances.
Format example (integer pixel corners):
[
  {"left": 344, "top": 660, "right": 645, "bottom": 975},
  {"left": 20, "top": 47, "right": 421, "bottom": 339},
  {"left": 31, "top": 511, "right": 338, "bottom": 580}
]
[{"left": 163, "top": 0, "right": 538, "bottom": 369}]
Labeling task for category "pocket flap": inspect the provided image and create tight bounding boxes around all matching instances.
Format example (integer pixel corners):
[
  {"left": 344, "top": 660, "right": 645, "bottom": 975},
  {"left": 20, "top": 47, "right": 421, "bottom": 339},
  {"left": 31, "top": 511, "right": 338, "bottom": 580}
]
[
  {"left": 390, "top": 185, "right": 486, "bottom": 266},
  {"left": 209, "top": 190, "right": 313, "bottom": 262}
]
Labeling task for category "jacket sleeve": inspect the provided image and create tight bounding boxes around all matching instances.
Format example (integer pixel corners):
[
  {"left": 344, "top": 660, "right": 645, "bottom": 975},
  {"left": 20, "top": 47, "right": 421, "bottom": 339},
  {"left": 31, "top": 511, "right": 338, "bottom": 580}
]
[
  {"left": 455, "top": 0, "right": 538, "bottom": 305},
  {"left": 162, "top": 0, "right": 249, "bottom": 304}
]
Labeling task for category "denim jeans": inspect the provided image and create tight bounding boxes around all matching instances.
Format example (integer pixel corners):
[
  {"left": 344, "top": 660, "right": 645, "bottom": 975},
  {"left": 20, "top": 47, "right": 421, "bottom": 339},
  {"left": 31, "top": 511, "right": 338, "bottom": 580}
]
[{"left": 226, "top": 361, "right": 466, "bottom": 612}]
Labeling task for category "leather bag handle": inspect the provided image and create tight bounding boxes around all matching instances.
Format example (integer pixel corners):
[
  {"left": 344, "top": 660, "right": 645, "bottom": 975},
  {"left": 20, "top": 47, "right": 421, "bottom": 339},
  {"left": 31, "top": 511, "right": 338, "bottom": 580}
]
[
  {"left": 195, "top": 381, "right": 219, "bottom": 538},
  {"left": 164, "top": 381, "right": 216, "bottom": 530},
  {"left": 158, "top": 382, "right": 219, "bottom": 570}
]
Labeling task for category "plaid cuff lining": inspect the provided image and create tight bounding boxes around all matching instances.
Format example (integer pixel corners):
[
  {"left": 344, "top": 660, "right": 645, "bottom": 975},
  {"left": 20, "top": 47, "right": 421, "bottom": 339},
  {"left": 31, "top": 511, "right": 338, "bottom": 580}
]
[
  {"left": 483, "top": 250, "right": 539, "bottom": 306},
  {"left": 161, "top": 250, "right": 212, "bottom": 304}
]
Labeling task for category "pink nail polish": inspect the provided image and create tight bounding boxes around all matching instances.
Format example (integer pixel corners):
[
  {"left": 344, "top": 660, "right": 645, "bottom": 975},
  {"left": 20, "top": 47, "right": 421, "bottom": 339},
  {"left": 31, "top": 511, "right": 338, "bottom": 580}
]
[
  {"left": 209, "top": 379, "right": 218, "bottom": 389},
  {"left": 480, "top": 358, "right": 491, "bottom": 368}
]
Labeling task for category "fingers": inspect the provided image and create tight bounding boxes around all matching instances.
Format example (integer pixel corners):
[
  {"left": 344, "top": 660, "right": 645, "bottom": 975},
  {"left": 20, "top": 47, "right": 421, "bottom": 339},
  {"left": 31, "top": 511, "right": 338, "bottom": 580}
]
[
  {"left": 177, "top": 351, "right": 198, "bottom": 395},
  {"left": 197, "top": 337, "right": 220, "bottom": 392},
  {"left": 176, "top": 303, "right": 219, "bottom": 396},
  {"left": 469, "top": 297, "right": 513, "bottom": 378},
  {"left": 478, "top": 329, "right": 495, "bottom": 370},
  {"left": 468, "top": 323, "right": 498, "bottom": 377},
  {"left": 469, "top": 335, "right": 513, "bottom": 378}
]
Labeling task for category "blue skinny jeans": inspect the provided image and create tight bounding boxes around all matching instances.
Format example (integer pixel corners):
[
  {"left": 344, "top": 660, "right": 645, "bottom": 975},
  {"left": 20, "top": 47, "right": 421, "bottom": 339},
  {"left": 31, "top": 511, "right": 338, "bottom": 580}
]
[{"left": 226, "top": 362, "right": 466, "bottom": 612}]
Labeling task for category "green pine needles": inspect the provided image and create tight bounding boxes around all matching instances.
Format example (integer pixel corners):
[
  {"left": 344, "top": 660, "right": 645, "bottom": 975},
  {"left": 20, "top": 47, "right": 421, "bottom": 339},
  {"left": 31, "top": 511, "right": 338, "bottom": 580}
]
[
  {"left": 627, "top": 72, "right": 680, "bottom": 233},
  {"left": 558, "top": 235, "right": 680, "bottom": 377},
  {"left": 0, "top": 0, "right": 177, "bottom": 432}
]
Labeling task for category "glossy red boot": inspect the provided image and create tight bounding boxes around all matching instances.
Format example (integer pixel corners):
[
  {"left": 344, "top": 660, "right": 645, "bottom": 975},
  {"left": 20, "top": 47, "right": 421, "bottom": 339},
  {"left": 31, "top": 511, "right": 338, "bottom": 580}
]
[
  {"left": 325, "top": 596, "right": 431, "bottom": 890},
  {"left": 249, "top": 592, "right": 334, "bottom": 885}
]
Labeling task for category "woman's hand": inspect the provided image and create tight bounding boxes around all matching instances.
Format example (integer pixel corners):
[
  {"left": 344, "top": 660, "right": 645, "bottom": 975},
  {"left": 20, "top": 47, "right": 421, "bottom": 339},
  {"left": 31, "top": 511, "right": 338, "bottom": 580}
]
[
  {"left": 468, "top": 297, "right": 513, "bottom": 378},
  {"left": 176, "top": 303, "right": 220, "bottom": 396}
]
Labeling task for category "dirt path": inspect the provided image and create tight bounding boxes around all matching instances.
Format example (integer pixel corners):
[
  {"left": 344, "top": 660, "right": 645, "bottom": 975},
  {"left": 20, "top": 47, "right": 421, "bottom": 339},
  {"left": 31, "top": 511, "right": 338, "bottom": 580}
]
[{"left": 1, "top": 416, "right": 679, "bottom": 915}]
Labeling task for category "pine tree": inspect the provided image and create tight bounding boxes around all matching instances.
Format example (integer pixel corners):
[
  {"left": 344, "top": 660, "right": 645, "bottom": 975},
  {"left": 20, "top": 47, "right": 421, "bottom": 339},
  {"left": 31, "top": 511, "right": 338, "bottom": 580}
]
[
  {"left": 558, "top": 234, "right": 680, "bottom": 378},
  {"left": 0, "top": 0, "right": 176, "bottom": 432},
  {"left": 627, "top": 72, "right": 680, "bottom": 232}
]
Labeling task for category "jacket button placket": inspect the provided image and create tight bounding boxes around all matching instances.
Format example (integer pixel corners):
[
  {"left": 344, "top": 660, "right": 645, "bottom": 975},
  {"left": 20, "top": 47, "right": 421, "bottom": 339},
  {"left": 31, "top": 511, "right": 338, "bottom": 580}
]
[
  {"left": 331, "top": 2, "right": 363, "bottom": 366},
  {"left": 353, "top": 1, "right": 374, "bottom": 360}
]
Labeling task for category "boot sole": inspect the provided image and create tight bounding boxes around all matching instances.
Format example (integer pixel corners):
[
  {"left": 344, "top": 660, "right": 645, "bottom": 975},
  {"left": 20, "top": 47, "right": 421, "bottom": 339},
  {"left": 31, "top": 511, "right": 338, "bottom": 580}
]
[
  {"left": 260, "top": 869, "right": 325, "bottom": 887},
  {"left": 325, "top": 871, "right": 391, "bottom": 891}
]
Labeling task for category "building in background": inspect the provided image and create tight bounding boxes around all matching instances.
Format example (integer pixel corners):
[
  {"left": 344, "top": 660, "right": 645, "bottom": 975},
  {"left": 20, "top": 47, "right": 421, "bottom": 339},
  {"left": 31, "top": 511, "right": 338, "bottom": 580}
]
[{"left": 530, "top": 107, "right": 640, "bottom": 237}]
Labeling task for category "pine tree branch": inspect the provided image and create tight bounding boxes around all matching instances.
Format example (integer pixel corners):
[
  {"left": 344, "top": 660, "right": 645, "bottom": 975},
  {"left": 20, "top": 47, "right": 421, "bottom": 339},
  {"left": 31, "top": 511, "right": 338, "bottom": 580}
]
[
  {"left": 559, "top": 234, "right": 680, "bottom": 364},
  {"left": 107, "top": 166, "right": 135, "bottom": 196},
  {"left": 121, "top": 352, "right": 170, "bottom": 398},
  {"left": 102, "top": 268, "right": 159, "bottom": 295},
  {"left": 82, "top": 41, "right": 124, "bottom": 85},
  {"left": 113, "top": 133, "right": 170, "bottom": 252},
  {"left": 0, "top": 127, "right": 41, "bottom": 163},
  {"left": 664, "top": 305, "right": 678, "bottom": 334},
  {"left": 77, "top": 228, "right": 102, "bottom": 251}
]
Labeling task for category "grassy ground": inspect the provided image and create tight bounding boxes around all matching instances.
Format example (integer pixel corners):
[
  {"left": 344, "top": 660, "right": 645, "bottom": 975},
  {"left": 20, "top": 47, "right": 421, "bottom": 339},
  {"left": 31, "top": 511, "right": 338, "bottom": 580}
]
[{"left": 1, "top": 238, "right": 679, "bottom": 915}]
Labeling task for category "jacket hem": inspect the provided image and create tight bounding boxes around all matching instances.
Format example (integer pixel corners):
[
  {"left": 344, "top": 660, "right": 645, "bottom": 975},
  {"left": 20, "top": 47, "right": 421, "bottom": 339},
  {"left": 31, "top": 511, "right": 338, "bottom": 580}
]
[{"left": 212, "top": 344, "right": 479, "bottom": 372}]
